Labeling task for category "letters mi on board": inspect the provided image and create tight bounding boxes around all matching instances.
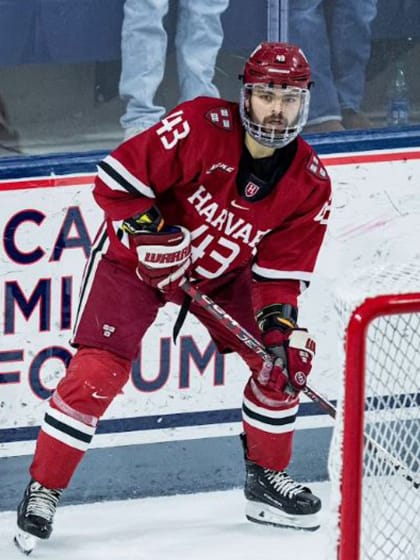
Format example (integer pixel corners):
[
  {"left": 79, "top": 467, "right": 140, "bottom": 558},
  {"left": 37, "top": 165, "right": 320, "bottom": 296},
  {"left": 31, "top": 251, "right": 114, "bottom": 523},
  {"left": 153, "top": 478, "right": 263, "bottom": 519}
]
[{"left": 1, "top": 206, "right": 226, "bottom": 398}]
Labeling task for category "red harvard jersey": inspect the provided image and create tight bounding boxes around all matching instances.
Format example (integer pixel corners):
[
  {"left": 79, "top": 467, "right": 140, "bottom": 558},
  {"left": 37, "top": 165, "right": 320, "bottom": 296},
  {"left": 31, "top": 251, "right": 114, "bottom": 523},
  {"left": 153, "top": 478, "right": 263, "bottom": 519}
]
[{"left": 93, "top": 97, "right": 331, "bottom": 310}]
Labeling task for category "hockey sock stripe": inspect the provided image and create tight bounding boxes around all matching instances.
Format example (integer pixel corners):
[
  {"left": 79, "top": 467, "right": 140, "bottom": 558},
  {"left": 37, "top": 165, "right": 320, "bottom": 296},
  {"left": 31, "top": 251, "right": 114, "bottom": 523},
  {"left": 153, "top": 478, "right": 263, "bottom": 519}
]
[
  {"left": 41, "top": 421, "right": 91, "bottom": 452},
  {"left": 242, "top": 412, "right": 296, "bottom": 434},
  {"left": 242, "top": 402, "right": 297, "bottom": 427},
  {"left": 47, "top": 405, "right": 97, "bottom": 435},
  {"left": 41, "top": 405, "right": 96, "bottom": 451},
  {"left": 99, "top": 156, "right": 155, "bottom": 198},
  {"left": 248, "top": 378, "right": 298, "bottom": 408},
  {"left": 52, "top": 390, "right": 98, "bottom": 428},
  {"left": 44, "top": 413, "right": 94, "bottom": 444},
  {"left": 243, "top": 395, "right": 299, "bottom": 419}
]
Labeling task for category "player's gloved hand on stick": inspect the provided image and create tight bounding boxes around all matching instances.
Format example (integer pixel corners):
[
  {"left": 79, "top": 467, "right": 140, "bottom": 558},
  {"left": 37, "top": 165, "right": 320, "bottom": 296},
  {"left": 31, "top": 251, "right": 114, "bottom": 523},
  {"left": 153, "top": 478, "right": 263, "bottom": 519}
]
[
  {"left": 259, "top": 320, "right": 316, "bottom": 396},
  {"left": 121, "top": 206, "right": 192, "bottom": 291}
]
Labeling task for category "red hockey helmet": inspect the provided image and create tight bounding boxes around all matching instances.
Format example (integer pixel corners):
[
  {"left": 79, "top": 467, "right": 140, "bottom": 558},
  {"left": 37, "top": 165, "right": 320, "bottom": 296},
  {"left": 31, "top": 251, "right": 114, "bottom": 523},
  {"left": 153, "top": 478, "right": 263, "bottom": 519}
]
[
  {"left": 240, "top": 42, "right": 312, "bottom": 148},
  {"left": 243, "top": 42, "right": 312, "bottom": 90}
]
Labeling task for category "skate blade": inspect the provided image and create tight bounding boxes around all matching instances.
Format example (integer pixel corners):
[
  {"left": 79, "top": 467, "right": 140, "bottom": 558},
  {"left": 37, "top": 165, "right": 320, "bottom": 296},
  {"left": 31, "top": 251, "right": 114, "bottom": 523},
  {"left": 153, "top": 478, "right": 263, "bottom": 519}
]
[
  {"left": 14, "top": 529, "right": 38, "bottom": 555},
  {"left": 246, "top": 500, "right": 320, "bottom": 531}
]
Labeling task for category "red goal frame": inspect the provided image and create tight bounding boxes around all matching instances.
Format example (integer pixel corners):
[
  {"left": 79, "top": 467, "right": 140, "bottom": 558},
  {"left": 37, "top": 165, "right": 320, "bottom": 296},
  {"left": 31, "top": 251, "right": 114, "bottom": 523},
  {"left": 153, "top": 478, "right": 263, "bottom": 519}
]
[{"left": 339, "top": 292, "right": 420, "bottom": 560}]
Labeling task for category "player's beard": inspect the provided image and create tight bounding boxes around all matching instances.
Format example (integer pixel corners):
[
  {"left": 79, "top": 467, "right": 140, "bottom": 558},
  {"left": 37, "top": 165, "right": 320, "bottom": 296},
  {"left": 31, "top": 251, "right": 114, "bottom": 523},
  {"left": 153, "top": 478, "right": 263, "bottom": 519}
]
[{"left": 262, "top": 114, "right": 288, "bottom": 133}]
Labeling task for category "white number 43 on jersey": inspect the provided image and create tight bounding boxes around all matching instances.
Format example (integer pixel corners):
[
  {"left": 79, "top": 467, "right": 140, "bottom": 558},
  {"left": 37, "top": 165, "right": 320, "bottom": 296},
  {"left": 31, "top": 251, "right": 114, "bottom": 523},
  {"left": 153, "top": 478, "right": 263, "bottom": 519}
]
[{"left": 156, "top": 110, "right": 191, "bottom": 150}]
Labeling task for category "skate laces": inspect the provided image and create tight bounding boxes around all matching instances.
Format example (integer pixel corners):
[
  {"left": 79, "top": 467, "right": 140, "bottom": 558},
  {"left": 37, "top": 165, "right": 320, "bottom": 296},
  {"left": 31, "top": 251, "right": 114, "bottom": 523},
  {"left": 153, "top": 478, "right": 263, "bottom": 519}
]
[
  {"left": 264, "top": 470, "right": 306, "bottom": 498},
  {"left": 26, "top": 482, "right": 62, "bottom": 521}
]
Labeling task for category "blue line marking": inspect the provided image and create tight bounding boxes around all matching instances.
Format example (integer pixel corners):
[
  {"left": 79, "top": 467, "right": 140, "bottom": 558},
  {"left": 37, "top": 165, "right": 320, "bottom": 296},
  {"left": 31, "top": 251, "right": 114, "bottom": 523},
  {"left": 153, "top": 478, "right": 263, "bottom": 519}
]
[
  {"left": 0, "top": 401, "right": 330, "bottom": 443},
  {"left": 1, "top": 126, "right": 420, "bottom": 179}
]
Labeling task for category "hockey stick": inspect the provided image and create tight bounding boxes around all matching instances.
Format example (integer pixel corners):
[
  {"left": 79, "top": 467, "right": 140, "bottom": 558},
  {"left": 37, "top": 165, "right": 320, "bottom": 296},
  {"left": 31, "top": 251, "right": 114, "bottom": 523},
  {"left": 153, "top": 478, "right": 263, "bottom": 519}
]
[
  {"left": 181, "top": 278, "right": 419, "bottom": 489},
  {"left": 181, "top": 278, "right": 336, "bottom": 416}
]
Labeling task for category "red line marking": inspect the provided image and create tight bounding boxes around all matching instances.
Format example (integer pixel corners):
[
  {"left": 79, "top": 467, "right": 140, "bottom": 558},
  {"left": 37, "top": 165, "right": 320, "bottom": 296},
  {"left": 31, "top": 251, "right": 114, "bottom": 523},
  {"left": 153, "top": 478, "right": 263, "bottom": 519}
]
[
  {"left": 323, "top": 150, "right": 420, "bottom": 166},
  {"left": 0, "top": 150, "right": 420, "bottom": 191},
  {"left": 0, "top": 175, "right": 95, "bottom": 191}
]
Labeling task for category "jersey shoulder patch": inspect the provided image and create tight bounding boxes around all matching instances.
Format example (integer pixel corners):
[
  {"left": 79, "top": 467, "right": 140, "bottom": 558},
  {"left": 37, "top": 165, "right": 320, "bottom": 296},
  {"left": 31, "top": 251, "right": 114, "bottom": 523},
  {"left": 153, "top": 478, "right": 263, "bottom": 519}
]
[
  {"left": 205, "top": 106, "right": 233, "bottom": 131},
  {"left": 306, "top": 152, "right": 328, "bottom": 181}
]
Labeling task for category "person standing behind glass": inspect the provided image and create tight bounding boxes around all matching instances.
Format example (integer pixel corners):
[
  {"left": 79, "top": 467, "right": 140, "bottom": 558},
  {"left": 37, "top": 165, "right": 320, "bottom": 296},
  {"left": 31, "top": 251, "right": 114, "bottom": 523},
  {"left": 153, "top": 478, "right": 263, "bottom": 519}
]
[
  {"left": 0, "top": 94, "right": 20, "bottom": 154},
  {"left": 120, "top": 0, "right": 229, "bottom": 139},
  {"left": 288, "top": 0, "right": 378, "bottom": 133}
]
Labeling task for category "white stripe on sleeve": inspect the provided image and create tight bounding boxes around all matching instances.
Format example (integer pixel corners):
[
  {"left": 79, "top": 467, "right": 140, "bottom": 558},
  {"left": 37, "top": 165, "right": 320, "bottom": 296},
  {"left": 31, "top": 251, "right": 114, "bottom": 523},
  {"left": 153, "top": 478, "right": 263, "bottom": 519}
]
[{"left": 102, "top": 155, "right": 156, "bottom": 198}]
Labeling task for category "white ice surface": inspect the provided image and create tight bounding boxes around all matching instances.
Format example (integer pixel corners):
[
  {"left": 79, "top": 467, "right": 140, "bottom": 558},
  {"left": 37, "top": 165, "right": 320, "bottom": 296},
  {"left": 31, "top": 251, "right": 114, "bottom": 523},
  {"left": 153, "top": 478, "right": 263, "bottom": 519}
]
[{"left": 0, "top": 482, "right": 332, "bottom": 560}]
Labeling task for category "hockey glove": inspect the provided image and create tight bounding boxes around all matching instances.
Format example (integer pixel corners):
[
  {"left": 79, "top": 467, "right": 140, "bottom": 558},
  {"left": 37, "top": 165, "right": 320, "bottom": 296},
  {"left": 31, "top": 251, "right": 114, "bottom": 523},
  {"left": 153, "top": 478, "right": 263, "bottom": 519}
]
[
  {"left": 134, "top": 225, "right": 192, "bottom": 291},
  {"left": 260, "top": 328, "right": 316, "bottom": 395},
  {"left": 256, "top": 306, "right": 315, "bottom": 395},
  {"left": 121, "top": 206, "right": 191, "bottom": 290}
]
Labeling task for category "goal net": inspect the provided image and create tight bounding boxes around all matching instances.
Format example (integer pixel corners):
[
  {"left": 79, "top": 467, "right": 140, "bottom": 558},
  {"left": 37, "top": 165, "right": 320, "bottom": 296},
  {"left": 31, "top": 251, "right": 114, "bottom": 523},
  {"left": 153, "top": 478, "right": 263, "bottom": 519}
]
[{"left": 328, "top": 263, "right": 420, "bottom": 560}]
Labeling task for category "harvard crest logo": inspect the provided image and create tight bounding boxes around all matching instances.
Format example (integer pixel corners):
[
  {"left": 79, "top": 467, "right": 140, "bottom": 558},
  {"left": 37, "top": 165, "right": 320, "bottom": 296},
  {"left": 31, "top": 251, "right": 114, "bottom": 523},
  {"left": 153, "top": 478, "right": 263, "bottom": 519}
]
[
  {"left": 306, "top": 153, "right": 328, "bottom": 180},
  {"left": 245, "top": 181, "right": 260, "bottom": 198},
  {"left": 205, "top": 107, "right": 233, "bottom": 130}
]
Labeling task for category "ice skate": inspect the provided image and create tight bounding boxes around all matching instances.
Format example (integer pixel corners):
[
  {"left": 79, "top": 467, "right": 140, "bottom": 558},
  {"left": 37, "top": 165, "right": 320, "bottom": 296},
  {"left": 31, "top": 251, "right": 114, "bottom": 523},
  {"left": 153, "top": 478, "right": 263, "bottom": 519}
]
[
  {"left": 244, "top": 458, "right": 321, "bottom": 531},
  {"left": 14, "top": 479, "right": 63, "bottom": 554}
]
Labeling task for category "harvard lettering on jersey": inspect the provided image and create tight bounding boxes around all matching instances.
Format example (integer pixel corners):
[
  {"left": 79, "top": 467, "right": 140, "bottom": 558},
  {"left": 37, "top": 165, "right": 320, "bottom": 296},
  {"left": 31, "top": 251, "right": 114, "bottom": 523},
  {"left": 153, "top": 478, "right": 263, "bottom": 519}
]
[{"left": 94, "top": 96, "right": 332, "bottom": 309}]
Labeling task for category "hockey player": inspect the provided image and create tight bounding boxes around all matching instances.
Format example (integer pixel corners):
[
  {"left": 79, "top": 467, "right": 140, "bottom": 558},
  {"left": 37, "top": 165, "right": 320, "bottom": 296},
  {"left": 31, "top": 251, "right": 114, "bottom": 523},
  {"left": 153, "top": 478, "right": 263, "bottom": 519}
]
[{"left": 15, "top": 42, "right": 331, "bottom": 553}]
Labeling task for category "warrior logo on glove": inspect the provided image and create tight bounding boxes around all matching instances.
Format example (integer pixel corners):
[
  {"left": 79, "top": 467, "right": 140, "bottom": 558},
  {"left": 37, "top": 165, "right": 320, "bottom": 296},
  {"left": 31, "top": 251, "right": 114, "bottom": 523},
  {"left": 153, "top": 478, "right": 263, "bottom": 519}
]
[
  {"left": 134, "top": 225, "right": 192, "bottom": 291},
  {"left": 120, "top": 207, "right": 192, "bottom": 291},
  {"left": 142, "top": 242, "right": 191, "bottom": 266}
]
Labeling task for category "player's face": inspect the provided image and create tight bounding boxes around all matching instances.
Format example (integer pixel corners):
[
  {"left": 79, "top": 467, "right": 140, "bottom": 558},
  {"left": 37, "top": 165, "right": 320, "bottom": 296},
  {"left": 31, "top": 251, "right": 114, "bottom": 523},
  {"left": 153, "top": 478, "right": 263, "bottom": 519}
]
[
  {"left": 247, "top": 85, "right": 302, "bottom": 131},
  {"left": 240, "top": 82, "right": 310, "bottom": 149}
]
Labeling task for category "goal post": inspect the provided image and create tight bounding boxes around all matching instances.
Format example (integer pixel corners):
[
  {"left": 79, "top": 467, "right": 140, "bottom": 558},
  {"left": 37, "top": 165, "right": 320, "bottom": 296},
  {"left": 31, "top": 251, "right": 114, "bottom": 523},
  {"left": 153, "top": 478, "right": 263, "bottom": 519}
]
[{"left": 328, "top": 264, "right": 420, "bottom": 560}]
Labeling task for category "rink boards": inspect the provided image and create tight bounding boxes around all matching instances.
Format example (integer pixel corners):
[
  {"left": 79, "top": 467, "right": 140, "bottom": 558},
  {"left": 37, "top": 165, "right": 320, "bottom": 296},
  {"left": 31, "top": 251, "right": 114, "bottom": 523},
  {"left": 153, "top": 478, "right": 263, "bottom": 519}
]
[{"left": 1, "top": 129, "right": 420, "bottom": 510}]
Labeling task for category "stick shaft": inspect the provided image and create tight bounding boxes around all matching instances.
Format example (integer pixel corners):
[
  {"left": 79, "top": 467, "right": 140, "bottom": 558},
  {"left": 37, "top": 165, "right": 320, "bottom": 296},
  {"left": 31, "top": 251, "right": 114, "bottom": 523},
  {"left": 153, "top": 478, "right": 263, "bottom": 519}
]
[{"left": 182, "top": 279, "right": 336, "bottom": 417}]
